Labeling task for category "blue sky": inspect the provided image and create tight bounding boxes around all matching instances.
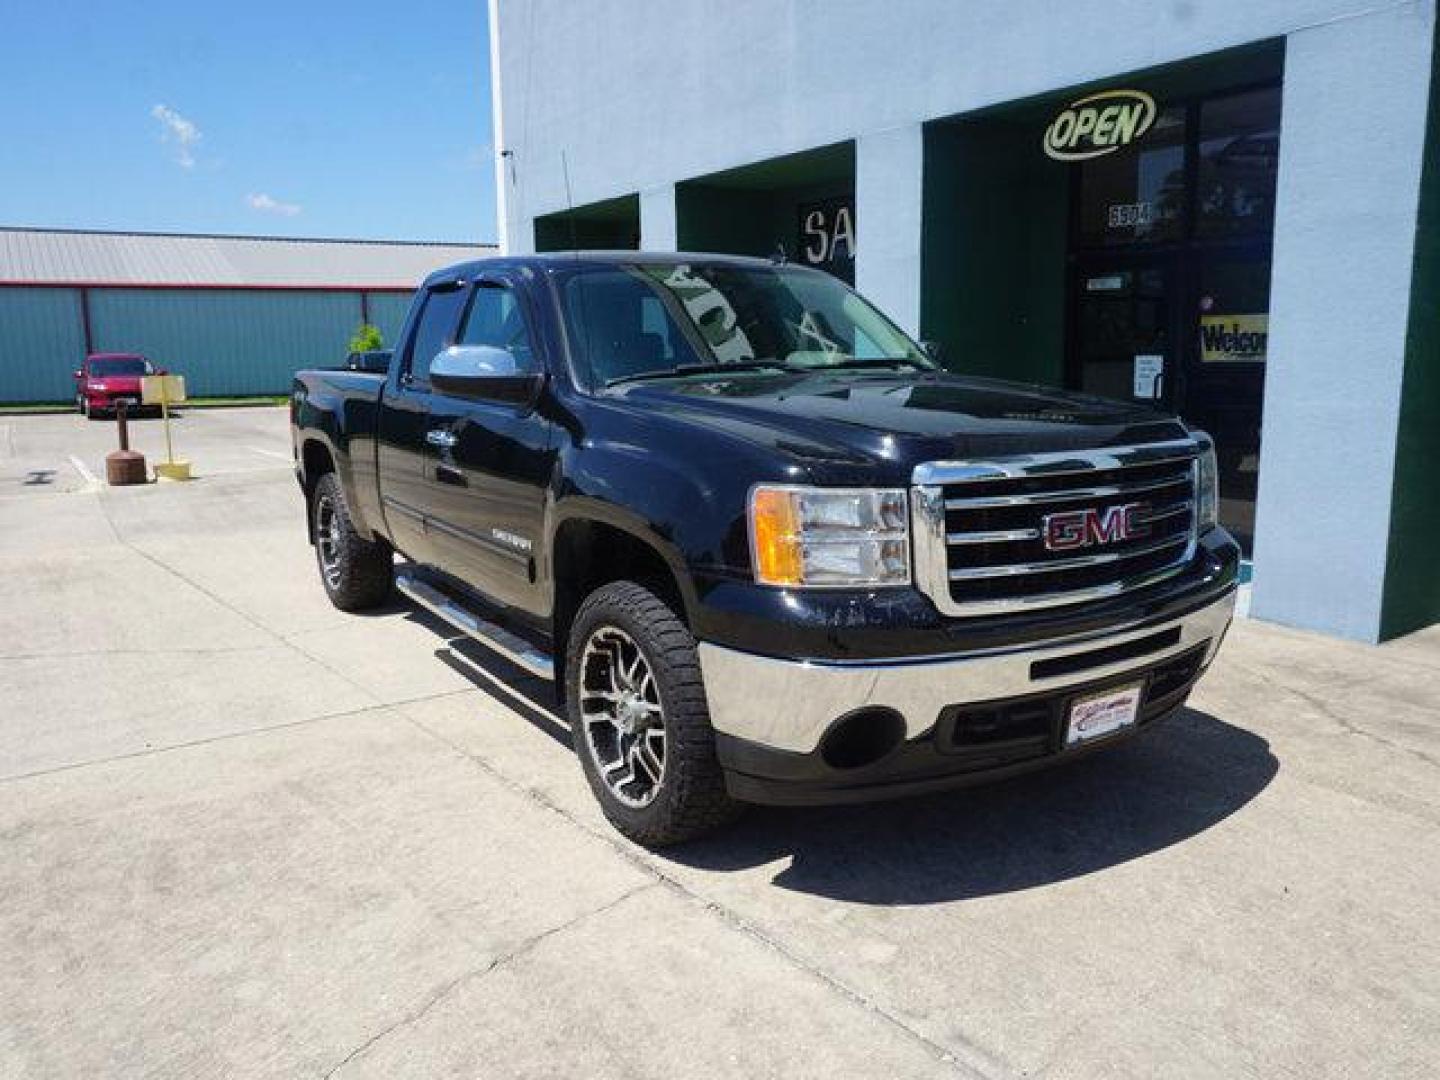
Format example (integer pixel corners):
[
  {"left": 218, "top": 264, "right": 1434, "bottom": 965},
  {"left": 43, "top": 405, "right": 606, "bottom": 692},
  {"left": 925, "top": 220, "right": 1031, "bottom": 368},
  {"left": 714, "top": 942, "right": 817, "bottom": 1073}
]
[{"left": 2, "top": 1, "right": 497, "bottom": 242}]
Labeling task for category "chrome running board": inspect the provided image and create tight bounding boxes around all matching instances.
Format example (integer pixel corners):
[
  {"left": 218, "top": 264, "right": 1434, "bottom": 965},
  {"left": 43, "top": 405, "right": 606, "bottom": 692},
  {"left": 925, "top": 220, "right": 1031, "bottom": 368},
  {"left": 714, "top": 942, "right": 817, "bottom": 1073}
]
[{"left": 395, "top": 569, "right": 555, "bottom": 680}]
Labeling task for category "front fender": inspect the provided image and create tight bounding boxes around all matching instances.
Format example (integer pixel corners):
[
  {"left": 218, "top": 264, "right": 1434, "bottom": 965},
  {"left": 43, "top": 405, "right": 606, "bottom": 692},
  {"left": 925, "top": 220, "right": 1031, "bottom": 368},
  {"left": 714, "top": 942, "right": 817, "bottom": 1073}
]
[
  {"left": 541, "top": 389, "right": 820, "bottom": 625},
  {"left": 546, "top": 448, "right": 728, "bottom": 622}
]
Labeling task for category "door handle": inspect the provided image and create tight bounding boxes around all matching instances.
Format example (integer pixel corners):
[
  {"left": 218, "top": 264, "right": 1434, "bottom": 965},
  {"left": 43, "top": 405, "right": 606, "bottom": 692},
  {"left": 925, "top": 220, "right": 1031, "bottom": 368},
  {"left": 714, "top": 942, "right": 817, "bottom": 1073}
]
[
  {"left": 425, "top": 429, "right": 458, "bottom": 450},
  {"left": 435, "top": 462, "right": 466, "bottom": 487}
]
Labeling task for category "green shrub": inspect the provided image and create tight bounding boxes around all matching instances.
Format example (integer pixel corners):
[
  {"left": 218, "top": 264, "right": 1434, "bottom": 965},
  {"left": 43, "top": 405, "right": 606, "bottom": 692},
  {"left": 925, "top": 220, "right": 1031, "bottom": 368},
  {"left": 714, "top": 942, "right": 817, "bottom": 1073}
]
[{"left": 347, "top": 323, "right": 384, "bottom": 353}]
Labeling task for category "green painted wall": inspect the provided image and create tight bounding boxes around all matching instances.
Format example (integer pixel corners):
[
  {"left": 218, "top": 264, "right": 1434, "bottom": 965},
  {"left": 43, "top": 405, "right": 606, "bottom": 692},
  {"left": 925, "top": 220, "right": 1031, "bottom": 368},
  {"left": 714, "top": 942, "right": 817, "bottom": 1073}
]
[
  {"left": 89, "top": 289, "right": 362, "bottom": 397},
  {"left": 535, "top": 194, "right": 640, "bottom": 252},
  {"left": 1381, "top": 31, "right": 1440, "bottom": 640},
  {"left": 677, "top": 185, "right": 772, "bottom": 254},
  {"left": 677, "top": 177, "right": 854, "bottom": 270},
  {"left": 364, "top": 291, "right": 414, "bottom": 346},
  {"left": 0, "top": 286, "right": 419, "bottom": 402},
  {"left": 921, "top": 122, "right": 1068, "bottom": 383},
  {"left": 675, "top": 144, "right": 855, "bottom": 275},
  {"left": 535, "top": 215, "right": 637, "bottom": 251},
  {"left": 0, "top": 288, "right": 86, "bottom": 402}
]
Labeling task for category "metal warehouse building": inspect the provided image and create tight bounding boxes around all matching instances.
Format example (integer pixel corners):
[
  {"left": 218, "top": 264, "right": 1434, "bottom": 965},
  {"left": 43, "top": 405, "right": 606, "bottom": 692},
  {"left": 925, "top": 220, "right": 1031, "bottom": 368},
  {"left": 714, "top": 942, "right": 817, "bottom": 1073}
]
[
  {"left": 0, "top": 228, "right": 491, "bottom": 404},
  {"left": 488, "top": 0, "right": 1440, "bottom": 644}
]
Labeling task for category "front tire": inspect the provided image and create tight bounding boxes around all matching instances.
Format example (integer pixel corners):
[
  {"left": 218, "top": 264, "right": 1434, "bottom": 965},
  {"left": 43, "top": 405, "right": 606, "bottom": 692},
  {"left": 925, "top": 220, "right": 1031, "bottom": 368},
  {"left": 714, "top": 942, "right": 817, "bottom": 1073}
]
[
  {"left": 311, "top": 472, "right": 393, "bottom": 611},
  {"left": 566, "top": 581, "right": 741, "bottom": 847}
]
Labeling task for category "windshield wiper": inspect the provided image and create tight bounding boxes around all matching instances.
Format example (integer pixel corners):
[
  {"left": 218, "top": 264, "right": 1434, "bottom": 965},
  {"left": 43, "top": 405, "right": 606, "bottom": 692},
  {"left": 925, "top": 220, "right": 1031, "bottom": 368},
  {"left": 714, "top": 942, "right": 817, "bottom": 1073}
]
[
  {"left": 805, "top": 357, "right": 926, "bottom": 372},
  {"left": 605, "top": 360, "right": 788, "bottom": 387}
]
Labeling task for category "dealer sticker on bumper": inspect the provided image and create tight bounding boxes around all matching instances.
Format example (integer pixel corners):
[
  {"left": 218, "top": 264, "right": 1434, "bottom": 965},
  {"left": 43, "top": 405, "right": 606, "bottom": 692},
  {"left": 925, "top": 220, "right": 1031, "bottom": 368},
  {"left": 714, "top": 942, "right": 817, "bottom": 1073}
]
[{"left": 1065, "top": 684, "right": 1142, "bottom": 747}]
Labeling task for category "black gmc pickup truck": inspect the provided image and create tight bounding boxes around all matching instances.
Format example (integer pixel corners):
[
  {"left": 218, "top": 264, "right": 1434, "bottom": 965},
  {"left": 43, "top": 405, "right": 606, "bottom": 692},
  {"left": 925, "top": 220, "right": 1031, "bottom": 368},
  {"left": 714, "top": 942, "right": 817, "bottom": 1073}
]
[{"left": 292, "top": 253, "right": 1238, "bottom": 846}]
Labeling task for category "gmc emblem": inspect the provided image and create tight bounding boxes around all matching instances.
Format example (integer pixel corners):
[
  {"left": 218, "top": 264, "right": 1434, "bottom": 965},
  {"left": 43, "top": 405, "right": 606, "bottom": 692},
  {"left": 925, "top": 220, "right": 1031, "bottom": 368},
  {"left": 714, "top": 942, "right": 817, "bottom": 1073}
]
[{"left": 1042, "top": 502, "right": 1150, "bottom": 552}]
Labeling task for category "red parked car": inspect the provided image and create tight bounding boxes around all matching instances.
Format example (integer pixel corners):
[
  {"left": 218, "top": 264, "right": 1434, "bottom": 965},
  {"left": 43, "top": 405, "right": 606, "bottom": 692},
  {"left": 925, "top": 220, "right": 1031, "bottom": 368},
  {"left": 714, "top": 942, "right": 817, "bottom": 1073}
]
[{"left": 73, "top": 353, "right": 159, "bottom": 419}]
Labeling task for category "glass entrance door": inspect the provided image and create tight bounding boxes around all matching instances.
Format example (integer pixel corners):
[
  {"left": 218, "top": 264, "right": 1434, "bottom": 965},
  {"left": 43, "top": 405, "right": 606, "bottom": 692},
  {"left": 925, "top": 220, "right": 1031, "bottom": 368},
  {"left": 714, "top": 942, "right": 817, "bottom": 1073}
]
[
  {"left": 1070, "top": 250, "right": 1266, "bottom": 552},
  {"left": 1072, "top": 256, "right": 1177, "bottom": 410},
  {"left": 1065, "top": 85, "right": 1280, "bottom": 554}
]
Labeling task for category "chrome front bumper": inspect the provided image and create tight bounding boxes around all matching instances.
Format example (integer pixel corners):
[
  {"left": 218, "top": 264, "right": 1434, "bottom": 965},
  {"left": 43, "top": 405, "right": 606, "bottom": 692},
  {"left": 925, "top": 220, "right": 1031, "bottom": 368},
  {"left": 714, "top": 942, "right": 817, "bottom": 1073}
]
[{"left": 697, "top": 589, "right": 1235, "bottom": 754}]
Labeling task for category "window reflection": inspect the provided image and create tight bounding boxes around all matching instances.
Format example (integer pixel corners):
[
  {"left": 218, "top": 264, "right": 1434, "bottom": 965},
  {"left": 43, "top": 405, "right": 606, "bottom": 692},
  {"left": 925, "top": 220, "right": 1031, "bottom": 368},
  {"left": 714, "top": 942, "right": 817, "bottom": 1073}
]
[
  {"left": 1197, "top": 88, "right": 1281, "bottom": 238},
  {"left": 1077, "top": 108, "right": 1187, "bottom": 246}
]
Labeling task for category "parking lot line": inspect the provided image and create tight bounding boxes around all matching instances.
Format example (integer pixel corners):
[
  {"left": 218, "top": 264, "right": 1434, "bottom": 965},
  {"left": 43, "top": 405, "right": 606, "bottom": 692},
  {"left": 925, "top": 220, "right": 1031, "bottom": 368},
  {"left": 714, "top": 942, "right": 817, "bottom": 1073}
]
[
  {"left": 67, "top": 454, "right": 99, "bottom": 489},
  {"left": 246, "top": 445, "right": 292, "bottom": 462}
]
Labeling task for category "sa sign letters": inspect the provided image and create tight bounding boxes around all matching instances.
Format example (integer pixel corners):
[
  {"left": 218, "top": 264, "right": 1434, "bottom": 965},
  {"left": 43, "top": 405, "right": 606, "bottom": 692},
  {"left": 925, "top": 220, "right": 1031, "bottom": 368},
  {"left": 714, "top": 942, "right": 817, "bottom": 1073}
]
[{"left": 798, "top": 198, "right": 855, "bottom": 268}]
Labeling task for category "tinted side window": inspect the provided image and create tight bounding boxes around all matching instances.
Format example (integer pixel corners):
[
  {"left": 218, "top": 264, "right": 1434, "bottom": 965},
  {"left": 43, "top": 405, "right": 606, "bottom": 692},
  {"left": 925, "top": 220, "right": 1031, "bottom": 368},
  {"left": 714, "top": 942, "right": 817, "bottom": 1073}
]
[
  {"left": 407, "top": 286, "right": 468, "bottom": 383},
  {"left": 560, "top": 271, "right": 703, "bottom": 383},
  {"left": 459, "top": 284, "right": 537, "bottom": 373}
]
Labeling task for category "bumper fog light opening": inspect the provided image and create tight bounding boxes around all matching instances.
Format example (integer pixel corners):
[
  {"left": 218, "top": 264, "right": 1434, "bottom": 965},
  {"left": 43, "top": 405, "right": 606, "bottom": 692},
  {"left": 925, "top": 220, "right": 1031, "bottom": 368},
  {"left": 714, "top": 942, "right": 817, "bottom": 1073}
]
[{"left": 819, "top": 706, "right": 906, "bottom": 770}]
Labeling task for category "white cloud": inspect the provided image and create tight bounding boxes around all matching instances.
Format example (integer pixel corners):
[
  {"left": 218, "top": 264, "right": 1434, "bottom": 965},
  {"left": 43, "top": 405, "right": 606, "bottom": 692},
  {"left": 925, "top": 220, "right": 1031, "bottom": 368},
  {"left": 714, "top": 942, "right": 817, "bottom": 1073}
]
[
  {"left": 150, "top": 104, "right": 201, "bottom": 169},
  {"left": 245, "top": 192, "right": 302, "bottom": 217}
]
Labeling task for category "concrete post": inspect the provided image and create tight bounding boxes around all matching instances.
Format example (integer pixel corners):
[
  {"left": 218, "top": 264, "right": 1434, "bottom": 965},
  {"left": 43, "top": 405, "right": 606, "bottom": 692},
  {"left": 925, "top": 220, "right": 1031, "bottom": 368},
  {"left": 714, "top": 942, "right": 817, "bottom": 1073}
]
[
  {"left": 855, "top": 124, "right": 924, "bottom": 337},
  {"left": 487, "top": 0, "right": 516, "bottom": 254},
  {"left": 1250, "top": 3, "right": 1435, "bottom": 641},
  {"left": 640, "top": 185, "right": 679, "bottom": 251}
]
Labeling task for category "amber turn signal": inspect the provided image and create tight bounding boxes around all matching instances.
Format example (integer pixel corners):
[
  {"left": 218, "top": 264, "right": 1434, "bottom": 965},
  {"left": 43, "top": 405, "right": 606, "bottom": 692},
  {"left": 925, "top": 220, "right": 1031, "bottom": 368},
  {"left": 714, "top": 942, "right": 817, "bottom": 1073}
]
[{"left": 750, "top": 487, "right": 805, "bottom": 587}]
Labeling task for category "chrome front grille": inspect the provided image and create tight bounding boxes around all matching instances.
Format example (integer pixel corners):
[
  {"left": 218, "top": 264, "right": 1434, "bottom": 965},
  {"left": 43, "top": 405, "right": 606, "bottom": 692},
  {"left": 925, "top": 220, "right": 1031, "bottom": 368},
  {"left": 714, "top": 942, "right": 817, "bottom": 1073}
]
[{"left": 911, "top": 440, "right": 1201, "bottom": 616}]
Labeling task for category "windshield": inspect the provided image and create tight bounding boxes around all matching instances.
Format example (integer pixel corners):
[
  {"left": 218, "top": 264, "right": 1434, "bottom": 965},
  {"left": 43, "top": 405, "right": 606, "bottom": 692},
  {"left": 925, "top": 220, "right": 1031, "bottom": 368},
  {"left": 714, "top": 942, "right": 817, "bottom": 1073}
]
[
  {"left": 89, "top": 358, "right": 152, "bottom": 377},
  {"left": 560, "top": 263, "right": 932, "bottom": 386}
]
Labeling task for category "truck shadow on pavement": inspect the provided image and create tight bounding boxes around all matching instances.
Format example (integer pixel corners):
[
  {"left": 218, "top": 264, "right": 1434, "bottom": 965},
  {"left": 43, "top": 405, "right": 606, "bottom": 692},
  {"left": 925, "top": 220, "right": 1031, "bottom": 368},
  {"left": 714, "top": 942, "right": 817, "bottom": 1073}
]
[
  {"left": 668, "top": 709, "right": 1277, "bottom": 904},
  {"left": 394, "top": 605, "right": 1277, "bottom": 905}
]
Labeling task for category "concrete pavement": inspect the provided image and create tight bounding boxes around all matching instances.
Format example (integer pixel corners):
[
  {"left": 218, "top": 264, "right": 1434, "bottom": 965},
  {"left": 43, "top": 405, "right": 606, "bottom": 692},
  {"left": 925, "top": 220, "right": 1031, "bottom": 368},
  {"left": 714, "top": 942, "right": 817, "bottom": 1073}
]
[{"left": 1, "top": 407, "right": 1437, "bottom": 1078}]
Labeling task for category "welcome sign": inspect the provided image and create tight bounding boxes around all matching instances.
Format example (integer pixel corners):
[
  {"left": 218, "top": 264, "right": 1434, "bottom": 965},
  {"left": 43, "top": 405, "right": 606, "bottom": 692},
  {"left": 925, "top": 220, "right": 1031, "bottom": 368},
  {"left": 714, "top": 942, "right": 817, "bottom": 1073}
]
[{"left": 1199, "top": 313, "right": 1269, "bottom": 363}]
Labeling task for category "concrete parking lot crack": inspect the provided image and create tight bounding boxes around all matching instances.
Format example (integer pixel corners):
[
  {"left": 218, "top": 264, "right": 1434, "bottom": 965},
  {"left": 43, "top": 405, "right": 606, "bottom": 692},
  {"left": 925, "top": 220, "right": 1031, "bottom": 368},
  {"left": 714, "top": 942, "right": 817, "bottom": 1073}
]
[
  {"left": 91, "top": 484, "right": 126, "bottom": 544},
  {"left": 0, "top": 688, "right": 474, "bottom": 786},
  {"left": 662, "top": 881, "right": 1003, "bottom": 1078},
  {"left": 1232, "top": 658, "right": 1440, "bottom": 772},
  {"left": 0, "top": 644, "right": 274, "bottom": 662},
  {"left": 109, "top": 537, "right": 391, "bottom": 709},
  {"left": 318, "top": 881, "right": 660, "bottom": 1079},
  {"left": 402, "top": 710, "right": 1001, "bottom": 1079}
]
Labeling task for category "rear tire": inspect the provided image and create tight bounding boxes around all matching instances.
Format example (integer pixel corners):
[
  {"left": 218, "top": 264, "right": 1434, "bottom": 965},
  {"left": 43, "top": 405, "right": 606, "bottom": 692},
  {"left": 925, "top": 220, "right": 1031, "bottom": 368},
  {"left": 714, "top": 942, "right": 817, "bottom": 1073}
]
[
  {"left": 311, "top": 472, "right": 393, "bottom": 611},
  {"left": 566, "top": 580, "right": 742, "bottom": 847}
]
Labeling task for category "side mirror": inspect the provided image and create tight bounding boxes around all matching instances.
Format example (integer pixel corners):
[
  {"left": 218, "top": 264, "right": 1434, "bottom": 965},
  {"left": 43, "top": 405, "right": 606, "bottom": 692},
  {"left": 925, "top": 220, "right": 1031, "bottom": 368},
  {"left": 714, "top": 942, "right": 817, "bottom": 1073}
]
[
  {"left": 920, "top": 340, "right": 945, "bottom": 364},
  {"left": 429, "top": 344, "right": 543, "bottom": 408},
  {"left": 73, "top": 370, "right": 82, "bottom": 380}
]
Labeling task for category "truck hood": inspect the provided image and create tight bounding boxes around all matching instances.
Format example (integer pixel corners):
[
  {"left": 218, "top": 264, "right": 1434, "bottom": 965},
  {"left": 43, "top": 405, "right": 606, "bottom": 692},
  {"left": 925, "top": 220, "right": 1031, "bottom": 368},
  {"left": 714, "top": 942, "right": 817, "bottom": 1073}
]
[{"left": 616, "top": 370, "right": 1189, "bottom": 484}]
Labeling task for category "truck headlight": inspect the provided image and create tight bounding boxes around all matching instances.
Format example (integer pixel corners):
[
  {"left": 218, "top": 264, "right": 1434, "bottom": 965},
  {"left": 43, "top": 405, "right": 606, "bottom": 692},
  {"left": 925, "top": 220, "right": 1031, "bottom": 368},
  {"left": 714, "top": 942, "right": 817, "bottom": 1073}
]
[
  {"left": 1195, "top": 434, "right": 1220, "bottom": 530},
  {"left": 749, "top": 486, "right": 909, "bottom": 587}
]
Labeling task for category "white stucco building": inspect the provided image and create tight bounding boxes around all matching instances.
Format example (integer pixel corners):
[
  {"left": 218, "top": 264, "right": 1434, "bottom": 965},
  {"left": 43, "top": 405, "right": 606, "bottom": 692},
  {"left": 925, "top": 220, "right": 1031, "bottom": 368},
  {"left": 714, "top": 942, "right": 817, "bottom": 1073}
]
[{"left": 489, "top": 0, "right": 1440, "bottom": 643}]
